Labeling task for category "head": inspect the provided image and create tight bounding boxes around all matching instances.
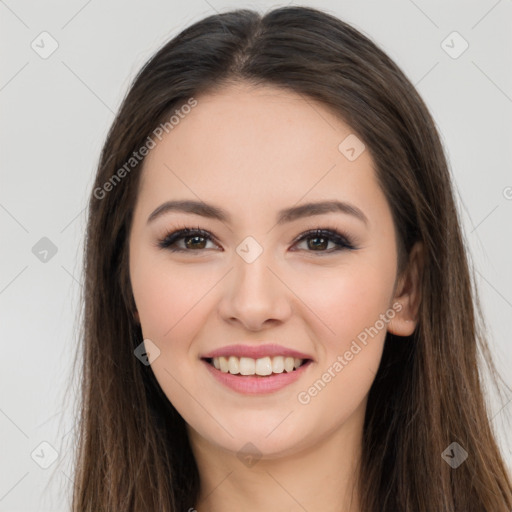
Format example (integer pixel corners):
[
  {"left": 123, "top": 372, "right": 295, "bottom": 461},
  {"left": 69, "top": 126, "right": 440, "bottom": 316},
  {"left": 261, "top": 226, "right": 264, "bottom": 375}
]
[
  {"left": 73, "top": 6, "right": 512, "bottom": 512},
  {"left": 128, "top": 79, "right": 423, "bottom": 459}
]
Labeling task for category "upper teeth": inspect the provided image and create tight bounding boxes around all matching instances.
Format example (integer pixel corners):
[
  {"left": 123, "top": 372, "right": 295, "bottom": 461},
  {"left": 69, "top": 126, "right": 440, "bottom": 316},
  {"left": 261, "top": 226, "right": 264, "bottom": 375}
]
[{"left": 212, "top": 356, "right": 304, "bottom": 375}]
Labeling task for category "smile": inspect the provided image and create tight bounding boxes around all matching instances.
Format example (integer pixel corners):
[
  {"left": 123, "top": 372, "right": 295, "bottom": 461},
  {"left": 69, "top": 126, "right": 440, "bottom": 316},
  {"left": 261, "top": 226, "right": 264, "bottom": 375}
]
[
  {"left": 201, "top": 357, "right": 313, "bottom": 394},
  {"left": 207, "top": 355, "right": 307, "bottom": 376}
]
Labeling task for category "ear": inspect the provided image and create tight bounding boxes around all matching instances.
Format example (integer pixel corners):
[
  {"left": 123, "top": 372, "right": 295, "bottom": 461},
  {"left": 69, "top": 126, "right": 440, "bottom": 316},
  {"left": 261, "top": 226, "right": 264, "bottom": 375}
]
[
  {"left": 133, "top": 309, "right": 140, "bottom": 324},
  {"left": 387, "top": 241, "right": 424, "bottom": 337}
]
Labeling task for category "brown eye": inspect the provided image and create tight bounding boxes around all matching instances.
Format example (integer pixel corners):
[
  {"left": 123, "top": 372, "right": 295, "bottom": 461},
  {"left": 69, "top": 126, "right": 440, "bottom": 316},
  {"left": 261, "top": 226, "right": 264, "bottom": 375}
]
[
  {"left": 292, "top": 229, "right": 355, "bottom": 253},
  {"left": 183, "top": 235, "right": 208, "bottom": 250},
  {"left": 306, "top": 235, "right": 329, "bottom": 251},
  {"left": 158, "top": 228, "right": 219, "bottom": 252}
]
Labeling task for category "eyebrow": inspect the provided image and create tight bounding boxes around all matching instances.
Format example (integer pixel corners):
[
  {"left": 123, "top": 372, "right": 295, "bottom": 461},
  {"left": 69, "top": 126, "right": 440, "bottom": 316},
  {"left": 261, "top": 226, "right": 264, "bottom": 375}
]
[{"left": 147, "top": 199, "right": 369, "bottom": 226}]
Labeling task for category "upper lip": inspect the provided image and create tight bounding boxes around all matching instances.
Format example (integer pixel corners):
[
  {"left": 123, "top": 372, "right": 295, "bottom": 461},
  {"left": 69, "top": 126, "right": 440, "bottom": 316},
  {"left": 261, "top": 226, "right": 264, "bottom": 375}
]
[{"left": 201, "top": 343, "right": 314, "bottom": 361}]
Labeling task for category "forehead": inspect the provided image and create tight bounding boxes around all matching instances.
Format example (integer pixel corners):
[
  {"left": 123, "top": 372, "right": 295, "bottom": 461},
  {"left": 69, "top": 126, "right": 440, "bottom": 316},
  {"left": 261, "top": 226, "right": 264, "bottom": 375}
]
[{"left": 136, "top": 83, "right": 384, "bottom": 228}]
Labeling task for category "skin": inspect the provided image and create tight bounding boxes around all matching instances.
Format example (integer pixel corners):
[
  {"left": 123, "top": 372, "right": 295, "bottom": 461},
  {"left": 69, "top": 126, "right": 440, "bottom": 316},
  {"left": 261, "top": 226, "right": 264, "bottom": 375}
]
[{"left": 129, "top": 82, "right": 423, "bottom": 512}]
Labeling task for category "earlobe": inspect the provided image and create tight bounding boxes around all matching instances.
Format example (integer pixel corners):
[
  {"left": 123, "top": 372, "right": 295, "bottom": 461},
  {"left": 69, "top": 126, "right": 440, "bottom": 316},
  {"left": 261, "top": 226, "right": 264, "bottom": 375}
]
[{"left": 387, "top": 241, "right": 424, "bottom": 337}]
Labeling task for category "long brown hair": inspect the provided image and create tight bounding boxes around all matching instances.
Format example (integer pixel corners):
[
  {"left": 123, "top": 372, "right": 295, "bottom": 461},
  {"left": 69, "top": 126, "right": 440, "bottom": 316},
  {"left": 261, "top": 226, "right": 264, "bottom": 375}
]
[{"left": 70, "top": 6, "right": 512, "bottom": 510}]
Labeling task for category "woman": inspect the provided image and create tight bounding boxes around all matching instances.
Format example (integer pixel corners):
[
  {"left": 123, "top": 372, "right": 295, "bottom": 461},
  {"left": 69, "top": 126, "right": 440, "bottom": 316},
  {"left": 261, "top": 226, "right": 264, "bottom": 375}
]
[{"left": 71, "top": 6, "right": 512, "bottom": 511}]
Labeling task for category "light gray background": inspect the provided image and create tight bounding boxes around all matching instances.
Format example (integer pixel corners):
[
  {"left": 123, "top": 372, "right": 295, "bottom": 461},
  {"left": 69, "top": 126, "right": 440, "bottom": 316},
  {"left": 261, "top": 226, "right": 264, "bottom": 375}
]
[{"left": 1, "top": 0, "right": 511, "bottom": 510}]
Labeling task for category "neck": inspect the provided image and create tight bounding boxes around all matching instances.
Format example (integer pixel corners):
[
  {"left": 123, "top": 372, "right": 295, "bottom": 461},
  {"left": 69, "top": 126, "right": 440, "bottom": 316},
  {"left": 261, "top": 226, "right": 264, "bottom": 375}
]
[{"left": 188, "top": 403, "right": 364, "bottom": 512}]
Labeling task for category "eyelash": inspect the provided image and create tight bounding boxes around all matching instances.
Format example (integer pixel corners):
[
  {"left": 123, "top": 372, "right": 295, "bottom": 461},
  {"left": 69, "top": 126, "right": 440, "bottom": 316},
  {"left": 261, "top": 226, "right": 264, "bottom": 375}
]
[{"left": 156, "top": 224, "right": 357, "bottom": 255}]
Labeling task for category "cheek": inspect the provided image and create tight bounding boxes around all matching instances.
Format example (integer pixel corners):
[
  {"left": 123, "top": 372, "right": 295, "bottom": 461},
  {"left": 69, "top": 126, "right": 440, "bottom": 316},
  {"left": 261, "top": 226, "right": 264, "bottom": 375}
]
[
  {"left": 291, "top": 262, "right": 394, "bottom": 427},
  {"left": 130, "top": 254, "right": 217, "bottom": 343},
  {"left": 293, "top": 257, "right": 396, "bottom": 348}
]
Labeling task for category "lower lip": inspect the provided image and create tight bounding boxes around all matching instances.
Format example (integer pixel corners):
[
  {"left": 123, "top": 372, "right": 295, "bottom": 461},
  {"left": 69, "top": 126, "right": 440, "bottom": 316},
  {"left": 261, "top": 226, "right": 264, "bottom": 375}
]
[{"left": 202, "top": 359, "right": 313, "bottom": 395}]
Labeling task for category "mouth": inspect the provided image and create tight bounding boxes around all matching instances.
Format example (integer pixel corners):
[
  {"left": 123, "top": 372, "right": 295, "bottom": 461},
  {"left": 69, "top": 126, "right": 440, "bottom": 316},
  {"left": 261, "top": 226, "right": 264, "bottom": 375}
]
[{"left": 202, "top": 355, "right": 313, "bottom": 377}]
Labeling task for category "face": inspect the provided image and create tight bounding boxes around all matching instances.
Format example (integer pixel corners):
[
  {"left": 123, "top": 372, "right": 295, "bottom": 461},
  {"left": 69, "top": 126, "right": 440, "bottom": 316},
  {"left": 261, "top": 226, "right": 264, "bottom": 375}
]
[{"left": 128, "top": 83, "right": 418, "bottom": 460}]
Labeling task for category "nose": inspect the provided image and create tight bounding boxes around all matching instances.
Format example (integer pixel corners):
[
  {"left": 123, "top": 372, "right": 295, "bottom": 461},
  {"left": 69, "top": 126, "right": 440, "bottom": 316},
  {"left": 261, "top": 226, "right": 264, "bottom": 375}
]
[{"left": 217, "top": 248, "right": 293, "bottom": 331}]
